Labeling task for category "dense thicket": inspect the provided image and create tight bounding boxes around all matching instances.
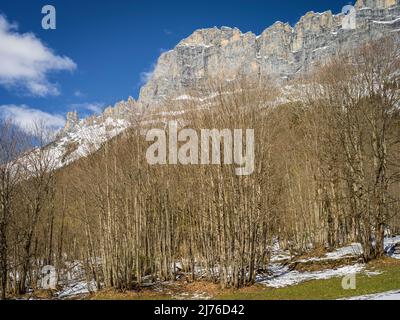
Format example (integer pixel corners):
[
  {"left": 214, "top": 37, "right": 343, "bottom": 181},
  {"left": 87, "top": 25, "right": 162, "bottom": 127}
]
[{"left": 0, "top": 38, "right": 399, "bottom": 297}]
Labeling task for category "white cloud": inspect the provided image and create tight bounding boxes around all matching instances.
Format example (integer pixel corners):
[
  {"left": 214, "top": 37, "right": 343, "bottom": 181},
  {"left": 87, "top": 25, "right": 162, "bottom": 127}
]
[
  {"left": 0, "top": 15, "right": 76, "bottom": 96},
  {"left": 140, "top": 64, "right": 155, "bottom": 85},
  {"left": 0, "top": 104, "right": 65, "bottom": 133},
  {"left": 163, "top": 28, "right": 173, "bottom": 36},
  {"left": 73, "top": 90, "right": 85, "bottom": 97},
  {"left": 140, "top": 70, "right": 153, "bottom": 84},
  {"left": 69, "top": 102, "right": 104, "bottom": 115}
]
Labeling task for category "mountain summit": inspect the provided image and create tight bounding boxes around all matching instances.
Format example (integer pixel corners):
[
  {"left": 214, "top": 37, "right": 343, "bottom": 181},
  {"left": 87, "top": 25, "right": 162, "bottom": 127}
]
[{"left": 138, "top": 0, "right": 400, "bottom": 107}]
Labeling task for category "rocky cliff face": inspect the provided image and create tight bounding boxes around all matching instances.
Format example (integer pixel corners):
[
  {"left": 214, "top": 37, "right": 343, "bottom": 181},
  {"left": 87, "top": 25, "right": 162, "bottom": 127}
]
[{"left": 138, "top": 0, "right": 400, "bottom": 108}]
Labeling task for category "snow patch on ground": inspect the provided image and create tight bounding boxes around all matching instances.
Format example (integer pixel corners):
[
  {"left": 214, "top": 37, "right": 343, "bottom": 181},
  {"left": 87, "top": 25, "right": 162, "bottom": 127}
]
[
  {"left": 343, "top": 290, "right": 400, "bottom": 300},
  {"left": 297, "top": 243, "right": 363, "bottom": 263},
  {"left": 57, "top": 280, "right": 97, "bottom": 299},
  {"left": 53, "top": 235, "right": 400, "bottom": 298},
  {"left": 269, "top": 240, "right": 292, "bottom": 262},
  {"left": 257, "top": 264, "right": 364, "bottom": 288},
  {"left": 262, "top": 235, "right": 400, "bottom": 289},
  {"left": 385, "top": 235, "right": 400, "bottom": 259}
]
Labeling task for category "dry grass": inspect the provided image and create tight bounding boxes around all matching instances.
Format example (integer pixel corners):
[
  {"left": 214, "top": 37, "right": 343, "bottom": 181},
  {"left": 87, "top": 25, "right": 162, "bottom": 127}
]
[{"left": 90, "top": 287, "right": 170, "bottom": 300}]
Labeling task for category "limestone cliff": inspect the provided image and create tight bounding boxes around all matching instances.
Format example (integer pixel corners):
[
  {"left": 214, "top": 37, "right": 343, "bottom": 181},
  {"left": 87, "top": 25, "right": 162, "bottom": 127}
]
[{"left": 138, "top": 0, "right": 400, "bottom": 108}]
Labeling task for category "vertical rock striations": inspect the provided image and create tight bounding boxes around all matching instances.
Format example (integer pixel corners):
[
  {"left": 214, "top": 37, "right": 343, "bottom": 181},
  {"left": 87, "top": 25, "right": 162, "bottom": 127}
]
[{"left": 138, "top": 0, "right": 400, "bottom": 108}]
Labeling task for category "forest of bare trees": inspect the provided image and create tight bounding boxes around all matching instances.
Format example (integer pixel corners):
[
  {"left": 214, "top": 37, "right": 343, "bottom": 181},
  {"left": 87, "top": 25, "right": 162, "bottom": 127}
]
[{"left": 0, "top": 37, "right": 399, "bottom": 298}]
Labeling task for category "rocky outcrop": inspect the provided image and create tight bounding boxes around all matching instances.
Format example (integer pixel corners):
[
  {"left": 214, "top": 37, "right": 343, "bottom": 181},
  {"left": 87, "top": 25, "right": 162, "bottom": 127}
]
[
  {"left": 138, "top": 0, "right": 400, "bottom": 108},
  {"left": 102, "top": 96, "right": 136, "bottom": 119},
  {"left": 63, "top": 111, "right": 79, "bottom": 132}
]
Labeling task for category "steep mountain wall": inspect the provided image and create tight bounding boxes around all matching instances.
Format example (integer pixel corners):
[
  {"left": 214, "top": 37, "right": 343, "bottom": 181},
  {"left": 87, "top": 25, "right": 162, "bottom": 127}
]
[{"left": 138, "top": 0, "right": 400, "bottom": 108}]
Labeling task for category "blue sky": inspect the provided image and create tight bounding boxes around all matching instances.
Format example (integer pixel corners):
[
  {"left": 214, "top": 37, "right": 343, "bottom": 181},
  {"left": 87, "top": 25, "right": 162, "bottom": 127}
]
[{"left": 0, "top": 0, "right": 352, "bottom": 131}]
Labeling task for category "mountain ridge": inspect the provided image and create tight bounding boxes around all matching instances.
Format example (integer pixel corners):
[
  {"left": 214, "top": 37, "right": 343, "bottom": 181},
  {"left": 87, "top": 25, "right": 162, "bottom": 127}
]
[
  {"left": 52, "top": 0, "right": 400, "bottom": 169},
  {"left": 138, "top": 0, "right": 400, "bottom": 107}
]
